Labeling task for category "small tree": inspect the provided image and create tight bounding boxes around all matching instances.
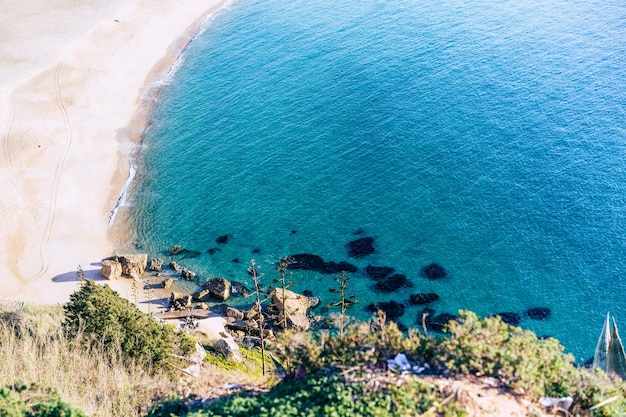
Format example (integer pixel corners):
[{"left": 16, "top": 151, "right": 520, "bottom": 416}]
[
  {"left": 249, "top": 259, "right": 267, "bottom": 375},
  {"left": 63, "top": 280, "right": 194, "bottom": 376},
  {"left": 272, "top": 257, "right": 294, "bottom": 329},
  {"left": 325, "top": 271, "right": 358, "bottom": 337},
  {"left": 76, "top": 265, "right": 84, "bottom": 284}
]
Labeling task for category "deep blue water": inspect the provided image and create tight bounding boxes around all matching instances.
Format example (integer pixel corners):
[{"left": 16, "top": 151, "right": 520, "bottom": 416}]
[{"left": 125, "top": 0, "right": 626, "bottom": 359}]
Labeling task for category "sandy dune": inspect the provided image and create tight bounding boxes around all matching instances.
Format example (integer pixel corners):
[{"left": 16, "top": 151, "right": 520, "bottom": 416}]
[{"left": 0, "top": 0, "right": 226, "bottom": 304}]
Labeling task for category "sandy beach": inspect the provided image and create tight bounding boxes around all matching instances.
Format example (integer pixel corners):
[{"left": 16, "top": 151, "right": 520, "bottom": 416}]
[{"left": 0, "top": 0, "right": 226, "bottom": 305}]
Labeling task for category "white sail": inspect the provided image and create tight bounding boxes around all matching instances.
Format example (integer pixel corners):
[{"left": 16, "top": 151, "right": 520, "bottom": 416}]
[
  {"left": 593, "top": 312, "right": 611, "bottom": 371},
  {"left": 607, "top": 317, "right": 626, "bottom": 379}
]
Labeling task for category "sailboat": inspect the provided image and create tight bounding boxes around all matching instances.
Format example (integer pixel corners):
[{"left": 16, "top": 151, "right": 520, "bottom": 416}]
[{"left": 592, "top": 313, "right": 626, "bottom": 380}]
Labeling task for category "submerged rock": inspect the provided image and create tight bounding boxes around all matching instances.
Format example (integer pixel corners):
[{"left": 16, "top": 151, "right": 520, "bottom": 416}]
[
  {"left": 420, "top": 263, "right": 447, "bottom": 280},
  {"left": 374, "top": 274, "right": 412, "bottom": 293},
  {"left": 420, "top": 310, "right": 458, "bottom": 333},
  {"left": 365, "top": 265, "right": 395, "bottom": 281},
  {"left": 346, "top": 237, "right": 375, "bottom": 258},
  {"left": 286, "top": 254, "right": 326, "bottom": 272},
  {"left": 216, "top": 234, "right": 230, "bottom": 244},
  {"left": 409, "top": 293, "right": 440, "bottom": 306},
  {"left": 285, "top": 254, "right": 357, "bottom": 274},
  {"left": 366, "top": 301, "right": 405, "bottom": 320},
  {"left": 322, "top": 261, "right": 358, "bottom": 274},
  {"left": 492, "top": 312, "right": 521, "bottom": 327},
  {"left": 524, "top": 307, "right": 551, "bottom": 320}
]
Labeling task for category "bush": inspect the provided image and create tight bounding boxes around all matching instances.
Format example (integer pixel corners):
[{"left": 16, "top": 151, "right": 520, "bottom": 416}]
[
  {"left": 179, "top": 374, "right": 463, "bottom": 417},
  {"left": 436, "top": 310, "right": 578, "bottom": 398},
  {"left": 63, "top": 280, "right": 194, "bottom": 375},
  {"left": 0, "top": 381, "right": 87, "bottom": 417}
]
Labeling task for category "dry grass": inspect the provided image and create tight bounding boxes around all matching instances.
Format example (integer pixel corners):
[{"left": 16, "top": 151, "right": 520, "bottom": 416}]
[{"left": 0, "top": 301, "right": 178, "bottom": 417}]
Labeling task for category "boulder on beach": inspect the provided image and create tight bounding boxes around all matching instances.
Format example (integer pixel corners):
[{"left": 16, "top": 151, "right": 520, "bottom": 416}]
[
  {"left": 116, "top": 253, "right": 148, "bottom": 277},
  {"left": 161, "top": 278, "right": 175, "bottom": 289},
  {"left": 346, "top": 237, "right": 375, "bottom": 258},
  {"left": 101, "top": 259, "right": 122, "bottom": 280}
]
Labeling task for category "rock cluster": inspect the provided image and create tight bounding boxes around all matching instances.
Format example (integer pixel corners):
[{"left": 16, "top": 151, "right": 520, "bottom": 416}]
[{"left": 100, "top": 254, "right": 147, "bottom": 280}]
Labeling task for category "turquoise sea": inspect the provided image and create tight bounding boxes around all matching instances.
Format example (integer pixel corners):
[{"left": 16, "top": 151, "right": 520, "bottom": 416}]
[{"left": 123, "top": 0, "right": 626, "bottom": 360}]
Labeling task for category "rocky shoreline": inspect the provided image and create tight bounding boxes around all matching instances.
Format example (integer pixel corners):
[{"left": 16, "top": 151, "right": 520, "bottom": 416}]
[{"left": 100, "top": 236, "right": 554, "bottom": 352}]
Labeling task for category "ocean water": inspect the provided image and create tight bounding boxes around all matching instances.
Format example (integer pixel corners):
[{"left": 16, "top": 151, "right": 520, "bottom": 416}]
[{"left": 124, "top": 0, "right": 626, "bottom": 360}]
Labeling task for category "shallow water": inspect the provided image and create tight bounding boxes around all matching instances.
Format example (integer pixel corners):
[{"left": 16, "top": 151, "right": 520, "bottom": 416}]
[{"left": 124, "top": 0, "right": 626, "bottom": 360}]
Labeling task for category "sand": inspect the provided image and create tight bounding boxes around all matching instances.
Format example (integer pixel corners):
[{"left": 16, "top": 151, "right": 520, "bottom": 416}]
[{"left": 0, "top": 0, "right": 227, "bottom": 305}]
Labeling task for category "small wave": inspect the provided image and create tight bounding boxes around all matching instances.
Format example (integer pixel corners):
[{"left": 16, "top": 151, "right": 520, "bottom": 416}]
[{"left": 108, "top": 163, "right": 137, "bottom": 226}]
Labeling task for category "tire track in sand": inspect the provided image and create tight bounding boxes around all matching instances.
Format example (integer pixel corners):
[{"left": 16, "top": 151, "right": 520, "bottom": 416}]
[{"left": 29, "top": 63, "right": 74, "bottom": 281}]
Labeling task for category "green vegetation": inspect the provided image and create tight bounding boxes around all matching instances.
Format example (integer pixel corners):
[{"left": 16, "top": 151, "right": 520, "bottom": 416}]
[
  {"left": 3, "top": 279, "right": 626, "bottom": 416},
  {"left": 325, "top": 271, "right": 359, "bottom": 337},
  {"left": 183, "top": 373, "right": 463, "bottom": 417},
  {"left": 63, "top": 280, "right": 195, "bottom": 375},
  {"left": 0, "top": 381, "right": 87, "bottom": 417},
  {"left": 0, "top": 300, "right": 179, "bottom": 417}
]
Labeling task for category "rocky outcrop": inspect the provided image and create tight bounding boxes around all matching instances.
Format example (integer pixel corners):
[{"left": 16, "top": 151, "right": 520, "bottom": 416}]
[
  {"left": 202, "top": 278, "right": 231, "bottom": 301},
  {"left": 118, "top": 254, "right": 148, "bottom": 277},
  {"left": 230, "top": 281, "right": 250, "bottom": 297},
  {"left": 169, "top": 292, "right": 192, "bottom": 311},
  {"left": 269, "top": 288, "right": 312, "bottom": 331},
  {"left": 180, "top": 268, "right": 196, "bottom": 280},
  {"left": 150, "top": 258, "right": 164, "bottom": 272},
  {"left": 101, "top": 259, "right": 122, "bottom": 280},
  {"left": 169, "top": 261, "right": 183, "bottom": 273},
  {"left": 346, "top": 237, "right": 375, "bottom": 258},
  {"left": 161, "top": 278, "right": 175, "bottom": 289},
  {"left": 214, "top": 337, "right": 242, "bottom": 362},
  {"left": 409, "top": 293, "right": 440, "bottom": 305}
]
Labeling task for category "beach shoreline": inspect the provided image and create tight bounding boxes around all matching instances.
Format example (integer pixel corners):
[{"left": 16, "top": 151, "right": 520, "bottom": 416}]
[{"left": 0, "top": 0, "right": 228, "bottom": 307}]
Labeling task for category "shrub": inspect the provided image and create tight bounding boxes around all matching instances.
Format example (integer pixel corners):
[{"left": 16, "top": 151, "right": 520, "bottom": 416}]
[
  {"left": 183, "top": 373, "right": 463, "bottom": 417},
  {"left": 436, "top": 311, "right": 578, "bottom": 399},
  {"left": 0, "top": 381, "right": 87, "bottom": 417},
  {"left": 63, "top": 280, "right": 194, "bottom": 375}
]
